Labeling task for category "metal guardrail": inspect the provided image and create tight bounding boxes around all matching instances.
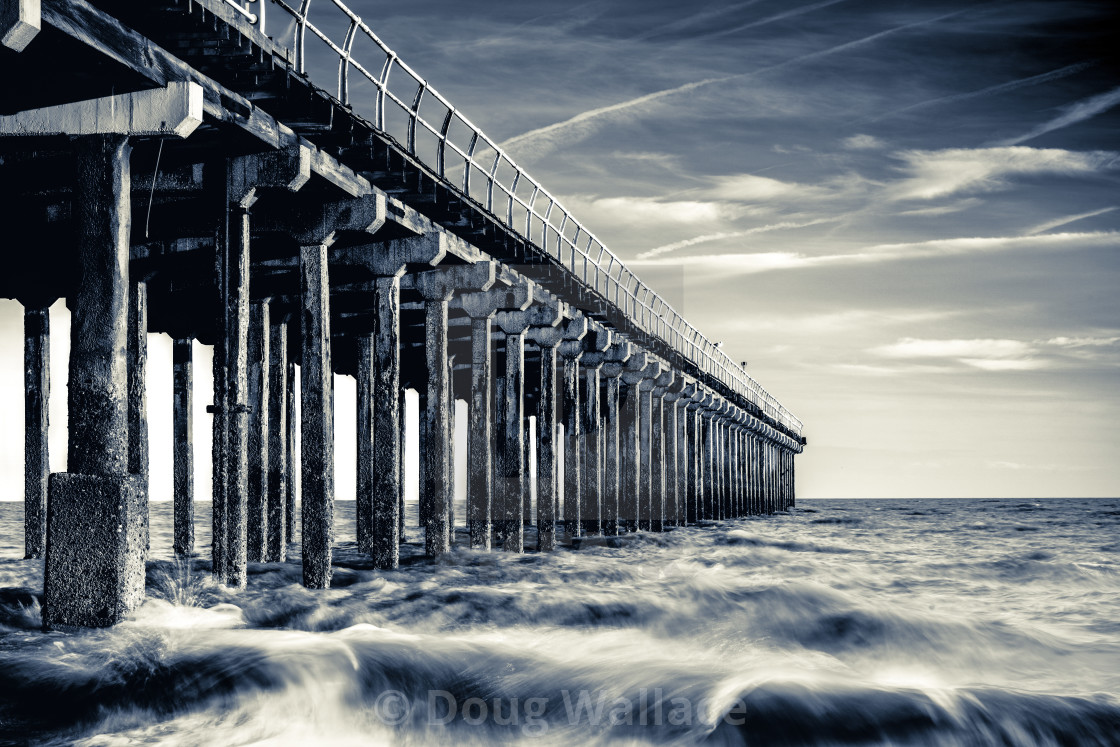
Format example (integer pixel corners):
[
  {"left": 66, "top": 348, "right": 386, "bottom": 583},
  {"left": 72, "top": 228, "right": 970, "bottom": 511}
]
[{"left": 226, "top": 0, "right": 802, "bottom": 436}]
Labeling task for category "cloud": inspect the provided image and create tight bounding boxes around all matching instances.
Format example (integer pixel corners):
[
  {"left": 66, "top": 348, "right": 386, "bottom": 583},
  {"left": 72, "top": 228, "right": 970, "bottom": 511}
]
[
  {"left": 629, "top": 231, "right": 1120, "bottom": 274},
  {"left": 842, "top": 134, "right": 885, "bottom": 150},
  {"left": 872, "top": 62, "right": 1097, "bottom": 122},
  {"left": 636, "top": 219, "right": 835, "bottom": 259},
  {"left": 1024, "top": 206, "right": 1118, "bottom": 235},
  {"left": 999, "top": 85, "right": 1120, "bottom": 146},
  {"left": 873, "top": 338, "right": 1034, "bottom": 360},
  {"left": 890, "top": 147, "right": 1119, "bottom": 200},
  {"left": 500, "top": 10, "right": 962, "bottom": 158}
]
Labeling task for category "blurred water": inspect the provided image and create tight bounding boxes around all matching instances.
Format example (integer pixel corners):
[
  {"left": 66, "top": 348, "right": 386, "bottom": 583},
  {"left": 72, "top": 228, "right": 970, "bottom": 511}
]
[{"left": 1, "top": 498, "right": 1118, "bottom": 746}]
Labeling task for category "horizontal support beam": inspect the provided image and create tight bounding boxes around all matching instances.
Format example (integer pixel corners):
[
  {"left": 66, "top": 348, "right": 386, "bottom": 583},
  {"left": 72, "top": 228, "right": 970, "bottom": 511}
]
[{"left": 0, "top": 82, "right": 202, "bottom": 137}]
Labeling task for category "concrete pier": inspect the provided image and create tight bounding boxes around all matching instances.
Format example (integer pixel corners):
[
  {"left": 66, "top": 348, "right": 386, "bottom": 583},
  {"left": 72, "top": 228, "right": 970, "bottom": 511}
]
[{"left": 2, "top": 0, "right": 804, "bottom": 627}]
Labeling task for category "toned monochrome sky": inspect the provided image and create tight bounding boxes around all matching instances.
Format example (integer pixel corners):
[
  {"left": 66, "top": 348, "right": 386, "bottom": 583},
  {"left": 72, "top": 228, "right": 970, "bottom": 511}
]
[
  {"left": 1, "top": 0, "right": 1117, "bottom": 501},
  {"left": 352, "top": 0, "right": 1120, "bottom": 498}
]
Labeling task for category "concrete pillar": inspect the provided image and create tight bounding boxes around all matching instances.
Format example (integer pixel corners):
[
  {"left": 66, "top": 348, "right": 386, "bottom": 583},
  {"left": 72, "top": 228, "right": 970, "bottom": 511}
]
[
  {"left": 300, "top": 242, "right": 334, "bottom": 589},
  {"left": 674, "top": 397, "right": 689, "bottom": 526},
  {"left": 559, "top": 344, "right": 582, "bottom": 538},
  {"left": 23, "top": 304, "right": 49, "bottom": 559},
  {"left": 536, "top": 342, "right": 559, "bottom": 550},
  {"left": 398, "top": 385, "right": 407, "bottom": 544},
  {"left": 447, "top": 360, "right": 456, "bottom": 537},
  {"left": 372, "top": 274, "right": 402, "bottom": 568},
  {"left": 356, "top": 333, "right": 375, "bottom": 555},
  {"left": 173, "top": 338, "right": 194, "bottom": 556},
  {"left": 618, "top": 378, "right": 640, "bottom": 533},
  {"left": 44, "top": 134, "right": 144, "bottom": 629},
  {"left": 422, "top": 300, "right": 451, "bottom": 557},
  {"left": 580, "top": 362, "right": 602, "bottom": 535},
  {"left": 247, "top": 300, "right": 269, "bottom": 562},
  {"left": 128, "top": 281, "right": 150, "bottom": 553},
  {"left": 285, "top": 359, "right": 296, "bottom": 544},
  {"left": 684, "top": 401, "right": 699, "bottom": 524},
  {"left": 637, "top": 382, "right": 653, "bottom": 531},
  {"left": 601, "top": 369, "right": 622, "bottom": 536},
  {"left": 266, "top": 322, "right": 287, "bottom": 561},
  {"left": 467, "top": 315, "right": 493, "bottom": 548},
  {"left": 495, "top": 329, "right": 525, "bottom": 551}
]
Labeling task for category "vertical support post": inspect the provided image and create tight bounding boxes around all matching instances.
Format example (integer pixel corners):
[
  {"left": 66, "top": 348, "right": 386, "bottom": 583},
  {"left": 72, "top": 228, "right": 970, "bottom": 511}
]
[
  {"left": 173, "top": 338, "right": 194, "bottom": 556},
  {"left": 560, "top": 349, "right": 581, "bottom": 538},
  {"left": 651, "top": 390, "right": 665, "bottom": 531},
  {"left": 495, "top": 331, "right": 525, "bottom": 551},
  {"left": 226, "top": 204, "right": 251, "bottom": 588},
  {"left": 284, "top": 359, "right": 296, "bottom": 543},
  {"left": 446, "top": 357, "right": 456, "bottom": 538},
  {"left": 468, "top": 316, "right": 493, "bottom": 549},
  {"left": 44, "top": 134, "right": 144, "bottom": 629},
  {"left": 127, "top": 281, "right": 149, "bottom": 553},
  {"left": 602, "top": 372, "right": 621, "bottom": 536},
  {"left": 580, "top": 364, "right": 601, "bottom": 535},
  {"left": 300, "top": 243, "right": 334, "bottom": 588},
  {"left": 356, "top": 334, "right": 375, "bottom": 555},
  {"left": 618, "top": 378, "right": 639, "bottom": 533},
  {"left": 537, "top": 343, "right": 558, "bottom": 551},
  {"left": 423, "top": 298, "right": 450, "bottom": 557},
  {"left": 637, "top": 383, "right": 652, "bottom": 531},
  {"left": 372, "top": 274, "right": 402, "bottom": 568},
  {"left": 674, "top": 400, "right": 687, "bottom": 526},
  {"left": 398, "top": 386, "right": 407, "bottom": 544},
  {"left": 266, "top": 322, "right": 287, "bottom": 561},
  {"left": 23, "top": 304, "right": 49, "bottom": 559},
  {"left": 247, "top": 300, "right": 270, "bottom": 562}
]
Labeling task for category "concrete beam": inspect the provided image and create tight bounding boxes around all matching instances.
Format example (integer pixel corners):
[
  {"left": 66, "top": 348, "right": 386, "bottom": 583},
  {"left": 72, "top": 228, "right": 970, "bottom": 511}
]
[
  {"left": 0, "top": 82, "right": 202, "bottom": 137},
  {"left": 253, "top": 192, "right": 386, "bottom": 246},
  {"left": 1, "top": 0, "right": 39, "bottom": 52}
]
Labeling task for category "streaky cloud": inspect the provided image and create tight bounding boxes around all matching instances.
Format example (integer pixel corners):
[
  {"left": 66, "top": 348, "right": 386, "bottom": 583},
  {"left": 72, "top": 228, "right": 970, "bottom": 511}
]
[
  {"left": 1024, "top": 206, "right": 1118, "bottom": 236},
  {"left": 635, "top": 219, "right": 835, "bottom": 259},
  {"left": 500, "top": 10, "right": 963, "bottom": 157},
  {"left": 998, "top": 85, "right": 1120, "bottom": 146},
  {"left": 869, "top": 62, "right": 1097, "bottom": 122}
]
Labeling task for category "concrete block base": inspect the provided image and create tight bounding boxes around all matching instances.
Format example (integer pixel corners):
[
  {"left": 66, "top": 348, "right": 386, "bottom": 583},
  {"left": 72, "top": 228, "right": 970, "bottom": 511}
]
[{"left": 43, "top": 472, "right": 146, "bottom": 629}]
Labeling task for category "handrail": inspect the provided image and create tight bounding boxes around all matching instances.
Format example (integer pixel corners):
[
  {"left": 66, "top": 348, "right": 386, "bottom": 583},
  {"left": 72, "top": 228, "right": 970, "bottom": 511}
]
[{"left": 244, "top": 0, "right": 802, "bottom": 435}]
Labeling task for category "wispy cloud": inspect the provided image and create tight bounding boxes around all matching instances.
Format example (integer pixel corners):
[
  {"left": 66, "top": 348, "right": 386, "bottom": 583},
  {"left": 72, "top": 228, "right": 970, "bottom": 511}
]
[
  {"left": 998, "top": 85, "right": 1120, "bottom": 146},
  {"left": 500, "top": 10, "right": 962, "bottom": 157},
  {"left": 636, "top": 219, "right": 835, "bottom": 259},
  {"left": 696, "top": 0, "right": 852, "bottom": 41},
  {"left": 871, "top": 62, "right": 1097, "bottom": 122},
  {"left": 1024, "top": 206, "right": 1118, "bottom": 235},
  {"left": 890, "top": 147, "right": 1119, "bottom": 200},
  {"left": 842, "top": 134, "right": 885, "bottom": 150},
  {"left": 629, "top": 231, "right": 1120, "bottom": 273}
]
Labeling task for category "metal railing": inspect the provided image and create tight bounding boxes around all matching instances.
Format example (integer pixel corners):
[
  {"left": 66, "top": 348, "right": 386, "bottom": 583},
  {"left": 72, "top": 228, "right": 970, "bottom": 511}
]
[{"left": 225, "top": 0, "right": 802, "bottom": 435}]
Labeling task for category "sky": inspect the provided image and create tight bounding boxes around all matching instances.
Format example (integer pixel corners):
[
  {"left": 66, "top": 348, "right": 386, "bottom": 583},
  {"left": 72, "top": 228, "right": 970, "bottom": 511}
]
[{"left": 2, "top": 0, "right": 1118, "bottom": 500}]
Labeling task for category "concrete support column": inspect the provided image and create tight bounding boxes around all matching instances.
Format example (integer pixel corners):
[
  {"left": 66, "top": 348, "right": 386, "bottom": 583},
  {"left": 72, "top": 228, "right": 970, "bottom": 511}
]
[
  {"left": 559, "top": 344, "right": 582, "bottom": 538},
  {"left": 684, "top": 401, "right": 699, "bottom": 524},
  {"left": 266, "top": 322, "right": 287, "bottom": 561},
  {"left": 601, "top": 369, "right": 622, "bottom": 536},
  {"left": 618, "top": 378, "right": 640, "bottom": 533},
  {"left": 247, "top": 300, "right": 270, "bottom": 562},
  {"left": 300, "top": 242, "right": 334, "bottom": 589},
  {"left": 636, "top": 382, "right": 653, "bottom": 531},
  {"left": 536, "top": 342, "right": 559, "bottom": 550},
  {"left": 173, "top": 338, "right": 194, "bottom": 556},
  {"left": 128, "top": 281, "right": 150, "bottom": 554},
  {"left": 495, "top": 329, "right": 525, "bottom": 551},
  {"left": 580, "top": 363, "right": 602, "bottom": 535},
  {"left": 356, "top": 333, "right": 375, "bottom": 555},
  {"left": 23, "top": 304, "right": 49, "bottom": 559},
  {"left": 650, "top": 387, "right": 666, "bottom": 531},
  {"left": 372, "top": 274, "right": 402, "bottom": 567},
  {"left": 285, "top": 359, "right": 296, "bottom": 544},
  {"left": 467, "top": 315, "right": 493, "bottom": 548},
  {"left": 44, "top": 134, "right": 144, "bottom": 628},
  {"left": 422, "top": 298, "right": 450, "bottom": 557},
  {"left": 674, "top": 397, "right": 689, "bottom": 526}
]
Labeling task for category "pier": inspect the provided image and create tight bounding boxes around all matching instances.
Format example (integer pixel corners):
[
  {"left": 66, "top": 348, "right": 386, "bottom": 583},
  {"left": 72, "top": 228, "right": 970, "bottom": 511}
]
[{"left": 1, "top": 0, "right": 804, "bottom": 627}]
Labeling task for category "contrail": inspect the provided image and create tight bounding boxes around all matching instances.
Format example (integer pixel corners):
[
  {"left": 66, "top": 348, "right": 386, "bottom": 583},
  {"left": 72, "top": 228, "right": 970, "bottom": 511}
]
[
  {"left": 869, "top": 62, "right": 1096, "bottom": 122},
  {"left": 501, "top": 10, "right": 963, "bottom": 154},
  {"left": 635, "top": 219, "right": 836, "bottom": 260},
  {"left": 698, "top": 0, "right": 852, "bottom": 41},
  {"left": 998, "top": 85, "right": 1120, "bottom": 146},
  {"left": 630, "top": 0, "right": 767, "bottom": 42},
  {"left": 1024, "top": 206, "right": 1117, "bottom": 236}
]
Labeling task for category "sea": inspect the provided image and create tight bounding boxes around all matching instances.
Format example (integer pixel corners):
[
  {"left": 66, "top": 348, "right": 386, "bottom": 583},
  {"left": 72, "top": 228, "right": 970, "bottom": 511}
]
[{"left": 0, "top": 498, "right": 1118, "bottom": 746}]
